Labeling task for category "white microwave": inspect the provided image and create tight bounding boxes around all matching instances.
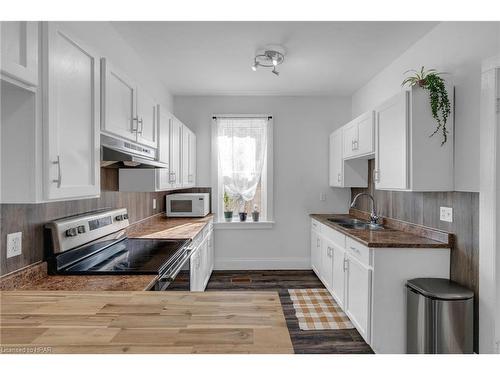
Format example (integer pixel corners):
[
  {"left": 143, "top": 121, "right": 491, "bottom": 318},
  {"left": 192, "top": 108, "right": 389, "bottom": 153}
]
[{"left": 166, "top": 193, "right": 210, "bottom": 217}]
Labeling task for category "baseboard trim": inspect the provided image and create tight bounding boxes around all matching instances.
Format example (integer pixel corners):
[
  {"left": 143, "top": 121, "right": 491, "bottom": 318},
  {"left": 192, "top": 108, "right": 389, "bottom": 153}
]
[{"left": 215, "top": 257, "right": 310, "bottom": 270}]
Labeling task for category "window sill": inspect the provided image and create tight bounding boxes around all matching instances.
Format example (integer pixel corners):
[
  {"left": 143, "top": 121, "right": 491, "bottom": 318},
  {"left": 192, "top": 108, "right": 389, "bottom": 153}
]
[{"left": 214, "top": 220, "right": 275, "bottom": 230}]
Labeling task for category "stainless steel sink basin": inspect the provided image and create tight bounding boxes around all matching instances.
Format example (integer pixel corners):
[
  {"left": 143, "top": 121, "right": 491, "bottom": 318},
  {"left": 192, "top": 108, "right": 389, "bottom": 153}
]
[{"left": 327, "top": 217, "right": 385, "bottom": 231}]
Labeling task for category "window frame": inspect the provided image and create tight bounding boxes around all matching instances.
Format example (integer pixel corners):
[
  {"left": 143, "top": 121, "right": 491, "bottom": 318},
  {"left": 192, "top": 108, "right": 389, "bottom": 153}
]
[{"left": 211, "top": 114, "right": 274, "bottom": 228}]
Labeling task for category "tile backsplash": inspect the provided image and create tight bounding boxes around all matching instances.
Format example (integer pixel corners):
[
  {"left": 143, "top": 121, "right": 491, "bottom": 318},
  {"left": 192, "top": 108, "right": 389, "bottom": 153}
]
[{"left": 0, "top": 168, "right": 210, "bottom": 276}]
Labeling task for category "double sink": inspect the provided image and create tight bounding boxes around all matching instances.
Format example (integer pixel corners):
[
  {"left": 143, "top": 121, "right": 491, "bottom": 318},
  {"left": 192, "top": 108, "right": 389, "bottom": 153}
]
[{"left": 327, "top": 217, "right": 385, "bottom": 231}]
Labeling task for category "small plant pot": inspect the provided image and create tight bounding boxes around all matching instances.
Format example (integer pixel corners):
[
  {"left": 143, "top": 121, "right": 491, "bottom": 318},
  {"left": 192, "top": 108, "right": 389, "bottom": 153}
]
[
  {"left": 252, "top": 212, "right": 260, "bottom": 222},
  {"left": 224, "top": 211, "right": 233, "bottom": 222},
  {"left": 238, "top": 212, "right": 247, "bottom": 222}
]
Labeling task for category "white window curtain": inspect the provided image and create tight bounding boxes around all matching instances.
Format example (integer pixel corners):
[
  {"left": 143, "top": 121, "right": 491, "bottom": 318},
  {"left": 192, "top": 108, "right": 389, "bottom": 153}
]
[{"left": 216, "top": 117, "right": 268, "bottom": 208}]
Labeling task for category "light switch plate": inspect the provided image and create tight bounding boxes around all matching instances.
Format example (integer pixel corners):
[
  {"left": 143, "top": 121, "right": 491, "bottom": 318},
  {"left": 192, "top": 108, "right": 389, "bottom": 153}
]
[
  {"left": 319, "top": 193, "right": 326, "bottom": 201},
  {"left": 440, "top": 207, "right": 453, "bottom": 223},
  {"left": 153, "top": 198, "right": 157, "bottom": 210},
  {"left": 7, "top": 232, "right": 22, "bottom": 258}
]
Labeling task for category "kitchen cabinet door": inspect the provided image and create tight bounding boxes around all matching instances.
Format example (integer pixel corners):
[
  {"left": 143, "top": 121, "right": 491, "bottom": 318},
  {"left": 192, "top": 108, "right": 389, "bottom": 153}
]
[
  {"left": 331, "top": 244, "right": 346, "bottom": 308},
  {"left": 101, "top": 58, "right": 137, "bottom": 142},
  {"left": 321, "top": 239, "right": 334, "bottom": 292},
  {"left": 329, "top": 129, "right": 343, "bottom": 187},
  {"left": 169, "top": 118, "right": 183, "bottom": 188},
  {"left": 44, "top": 23, "right": 100, "bottom": 200},
  {"left": 374, "top": 91, "right": 409, "bottom": 190},
  {"left": 342, "top": 121, "right": 358, "bottom": 159},
  {"left": 345, "top": 255, "right": 372, "bottom": 342},
  {"left": 136, "top": 88, "right": 157, "bottom": 147},
  {"left": 356, "top": 111, "right": 375, "bottom": 156},
  {"left": 311, "top": 228, "right": 322, "bottom": 277},
  {"left": 188, "top": 131, "right": 196, "bottom": 186},
  {"left": 1, "top": 21, "right": 38, "bottom": 87},
  {"left": 181, "top": 124, "right": 190, "bottom": 186}
]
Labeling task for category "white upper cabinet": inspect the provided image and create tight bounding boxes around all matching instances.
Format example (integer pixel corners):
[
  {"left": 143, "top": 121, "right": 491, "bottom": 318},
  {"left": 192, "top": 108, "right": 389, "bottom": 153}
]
[
  {"left": 343, "top": 111, "right": 375, "bottom": 159},
  {"left": 169, "top": 117, "right": 183, "bottom": 188},
  {"left": 136, "top": 87, "right": 157, "bottom": 147},
  {"left": 181, "top": 125, "right": 196, "bottom": 187},
  {"left": 0, "top": 21, "right": 38, "bottom": 87},
  {"left": 100, "top": 58, "right": 137, "bottom": 142},
  {"left": 189, "top": 130, "right": 196, "bottom": 186},
  {"left": 374, "top": 87, "right": 454, "bottom": 191},
  {"left": 329, "top": 128, "right": 368, "bottom": 188},
  {"left": 44, "top": 23, "right": 100, "bottom": 200},
  {"left": 374, "top": 92, "right": 408, "bottom": 190}
]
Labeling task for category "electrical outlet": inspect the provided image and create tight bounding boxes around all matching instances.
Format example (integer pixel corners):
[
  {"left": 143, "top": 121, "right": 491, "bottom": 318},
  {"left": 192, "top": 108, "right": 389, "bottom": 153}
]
[
  {"left": 319, "top": 193, "right": 326, "bottom": 201},
  {"left": 152, "top": 198, "right": 157, "bottom": 210},
  {"left": 6, "top": 232, "right": 22, "bottom": 258},
  {"left": 440, "top": 207, "right": 453, "bottom": 223}
]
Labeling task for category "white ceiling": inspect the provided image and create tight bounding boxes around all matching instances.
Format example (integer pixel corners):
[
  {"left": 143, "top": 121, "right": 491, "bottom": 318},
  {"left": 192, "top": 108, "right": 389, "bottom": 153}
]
[{"left": 111, "top": 21, "right": 438, "bottom": 96}]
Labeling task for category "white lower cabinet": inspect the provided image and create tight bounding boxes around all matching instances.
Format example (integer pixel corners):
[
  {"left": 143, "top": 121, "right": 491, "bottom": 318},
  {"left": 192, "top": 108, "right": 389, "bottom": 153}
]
[
  {"left": 190, "top": 223, "right": 214, "bottom": 292},
  {"left": 331, "top": 243, "right": 346, "bottom": 308},
  {"left": 310, "top": 218, "right": 450, "bottom": 353},
  {"left": 310, "top": 220, "right": 322, "bottom": 276},
  {"left": 345, "top": 254, "right": 371, "bottom": 342}
]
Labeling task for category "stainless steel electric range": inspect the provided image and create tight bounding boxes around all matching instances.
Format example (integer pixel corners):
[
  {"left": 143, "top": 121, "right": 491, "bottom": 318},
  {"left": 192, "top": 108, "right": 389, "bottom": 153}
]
[{"left": 45, "top": 208, "right": 192, "bottom": 291}]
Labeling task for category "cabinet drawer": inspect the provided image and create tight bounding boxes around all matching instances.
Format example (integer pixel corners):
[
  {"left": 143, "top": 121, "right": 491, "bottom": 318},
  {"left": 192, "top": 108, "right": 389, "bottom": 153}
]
[
  {"left": 346, "top": 237, "right": 370, "bottom": 265},
  {"left": 311, "top": 219, "right": 321, "bottom": 233},
  {"left": 322, "top": 225, "right": 345, "bottom": 248}
]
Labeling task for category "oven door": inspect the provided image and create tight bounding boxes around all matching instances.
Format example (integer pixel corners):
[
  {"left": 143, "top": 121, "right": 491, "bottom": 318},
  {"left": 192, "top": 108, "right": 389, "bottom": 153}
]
[{"left": 151, "top": 247, "right": 192, "bottom": 291}]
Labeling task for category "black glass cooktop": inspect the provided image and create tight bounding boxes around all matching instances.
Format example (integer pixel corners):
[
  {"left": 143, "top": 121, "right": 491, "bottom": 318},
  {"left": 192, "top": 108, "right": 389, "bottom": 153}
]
[{"left": 61, "top": 238, "right": 188, "bottom": 275}]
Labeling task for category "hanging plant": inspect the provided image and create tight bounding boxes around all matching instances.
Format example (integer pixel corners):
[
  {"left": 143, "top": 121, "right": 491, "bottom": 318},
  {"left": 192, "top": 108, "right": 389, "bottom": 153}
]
[{"left": 402, "top": 66, "right": 451, "bottom": 146}]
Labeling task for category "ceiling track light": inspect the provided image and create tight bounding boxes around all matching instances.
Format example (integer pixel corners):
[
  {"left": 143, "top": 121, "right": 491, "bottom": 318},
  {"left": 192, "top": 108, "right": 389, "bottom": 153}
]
[{"left": 251, "top": 49, "right": 285, "bottom": 76}]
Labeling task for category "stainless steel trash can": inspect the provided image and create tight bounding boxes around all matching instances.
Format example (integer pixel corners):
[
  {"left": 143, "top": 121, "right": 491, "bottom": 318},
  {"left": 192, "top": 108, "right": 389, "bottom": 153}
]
[{"left": 406, "top": 278, "right": 474, "bottom": 354}]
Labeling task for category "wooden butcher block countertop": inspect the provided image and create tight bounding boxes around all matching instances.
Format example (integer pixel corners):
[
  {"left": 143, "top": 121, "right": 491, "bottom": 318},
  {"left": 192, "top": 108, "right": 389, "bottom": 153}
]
[
  {"left": 126, "top": 214, "right": 214, "bottom": 240},
  {"left": 0, "top": 290, "right": 293, "bottom": 354}
]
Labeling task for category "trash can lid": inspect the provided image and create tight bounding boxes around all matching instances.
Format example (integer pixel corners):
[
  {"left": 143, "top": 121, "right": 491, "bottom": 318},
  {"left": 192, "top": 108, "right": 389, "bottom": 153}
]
[{"left": 406, "top": 278, "right": 474, "bottom": 300}]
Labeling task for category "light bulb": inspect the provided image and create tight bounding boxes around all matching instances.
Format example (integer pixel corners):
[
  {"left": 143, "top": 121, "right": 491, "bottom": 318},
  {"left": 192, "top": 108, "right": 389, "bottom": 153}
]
[
  {"left": 251, "top": 64, "right": 257, "bottom": 71},
  {"left": 272, "top": 58, "right": 278, "bottom": 66}
]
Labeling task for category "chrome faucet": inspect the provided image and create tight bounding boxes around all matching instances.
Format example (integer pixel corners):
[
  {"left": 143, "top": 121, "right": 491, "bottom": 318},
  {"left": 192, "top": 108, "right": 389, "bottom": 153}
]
[{"left": 350, "top": 193, "right": 379, "bottom": 224}]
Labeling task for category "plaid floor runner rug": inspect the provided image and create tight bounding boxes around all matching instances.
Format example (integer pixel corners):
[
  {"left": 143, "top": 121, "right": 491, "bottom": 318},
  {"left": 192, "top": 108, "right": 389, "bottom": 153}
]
[{"left": 288, "top": 288, "right": 354, "bottom": 330}]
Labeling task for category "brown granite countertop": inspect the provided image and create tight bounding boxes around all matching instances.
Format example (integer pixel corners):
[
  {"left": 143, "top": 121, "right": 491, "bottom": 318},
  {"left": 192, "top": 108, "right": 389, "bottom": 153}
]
[
  {"left": 1, "top": 214, "right": 214, "bottom": 292},
  {"left": 126, "top": 214, "right": 214, "bottom": 240},
  {"left": 310, "top": 212, "right": 452, "bottom": 249}
]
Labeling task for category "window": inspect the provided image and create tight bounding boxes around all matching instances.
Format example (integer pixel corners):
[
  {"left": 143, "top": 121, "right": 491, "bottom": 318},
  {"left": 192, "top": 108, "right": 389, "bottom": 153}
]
[{"left": 212, "top": 115, "right": 273, "bottom": 226}]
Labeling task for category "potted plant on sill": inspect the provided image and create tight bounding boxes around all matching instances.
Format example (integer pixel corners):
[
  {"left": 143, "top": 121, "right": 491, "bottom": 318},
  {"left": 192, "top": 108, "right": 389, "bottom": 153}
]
[
  {"left": 252, "top": 204, "right": 260, "bottom": 222},
  {"left": 402, "top": 66, "right": 451, "bottom": 146},
  {"left": 223, "top": 192, "right": 233, "bottom": 222},
  {"left": 238, "top": 200, "right": 248, "bottom": 222}
]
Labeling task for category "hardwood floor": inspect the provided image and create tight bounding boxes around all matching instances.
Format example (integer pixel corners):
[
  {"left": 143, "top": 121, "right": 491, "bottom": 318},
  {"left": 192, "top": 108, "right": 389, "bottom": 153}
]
[{"left": 205, "top": 270, "right": 373, "bottom": 354}]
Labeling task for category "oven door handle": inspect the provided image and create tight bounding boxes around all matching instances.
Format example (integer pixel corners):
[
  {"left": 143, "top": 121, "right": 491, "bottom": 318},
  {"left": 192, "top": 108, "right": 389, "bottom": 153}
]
[{"left": 158, "top": 248, "right": 192, "bottom": 283}]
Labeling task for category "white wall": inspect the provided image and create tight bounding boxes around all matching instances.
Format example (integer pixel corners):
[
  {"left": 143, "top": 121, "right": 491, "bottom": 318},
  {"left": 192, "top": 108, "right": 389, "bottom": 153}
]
[
  {"left": 352, "top": 21, "right": 500, "bottom": 192},
  {"left": 174, "top": 95, "right": 351, "bottom": 269},
  {"left": 58, "top": 22, "right": 173, "bottom": 111}
]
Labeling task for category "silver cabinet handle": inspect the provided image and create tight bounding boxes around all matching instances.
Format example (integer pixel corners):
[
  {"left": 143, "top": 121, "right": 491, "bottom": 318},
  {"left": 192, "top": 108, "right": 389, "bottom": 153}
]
[
  {"left": 373, "top": 169, "right": 380, "bottom": 183},
  {"left": 316, "top": 238, "right": 320, "bottom": 247},
  {"left": 343, "top": 258, "right": 349, "bottom": 272},
  {"left": 132, "top": 117, "right": 143, "bottom": 134},
  {"left": 337, "top": 173, "right": 341, "bottom": 183},
  {"left": 351, "top": 139, "right": 355, "bottom": 151},
  {"left": 349, "top": 246, "right": 361, "bottom": 254},
  {"left": 169, "top": 171, "right": 176, "bottom": 183},
  {"left": 52, "top": 155, "right": 62, "bottom": 188}
]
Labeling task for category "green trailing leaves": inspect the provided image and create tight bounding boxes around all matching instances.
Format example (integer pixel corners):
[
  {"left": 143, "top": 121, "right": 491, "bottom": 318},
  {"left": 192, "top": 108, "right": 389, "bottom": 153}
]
[{"left": 402, "top": 66, "right": 451, "bottom": 146}]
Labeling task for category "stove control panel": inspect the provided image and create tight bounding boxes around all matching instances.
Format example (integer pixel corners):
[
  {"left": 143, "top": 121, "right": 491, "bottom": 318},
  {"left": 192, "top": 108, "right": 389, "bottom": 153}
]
[{"left": 46, "top": 208, "right": 130, "bottom": 254}]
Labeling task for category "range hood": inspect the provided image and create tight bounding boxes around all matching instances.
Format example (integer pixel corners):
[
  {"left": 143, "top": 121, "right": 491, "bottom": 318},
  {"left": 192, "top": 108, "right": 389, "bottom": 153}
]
[{"left": 101, "top": 134, "right": 168, "bottom": 169}]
